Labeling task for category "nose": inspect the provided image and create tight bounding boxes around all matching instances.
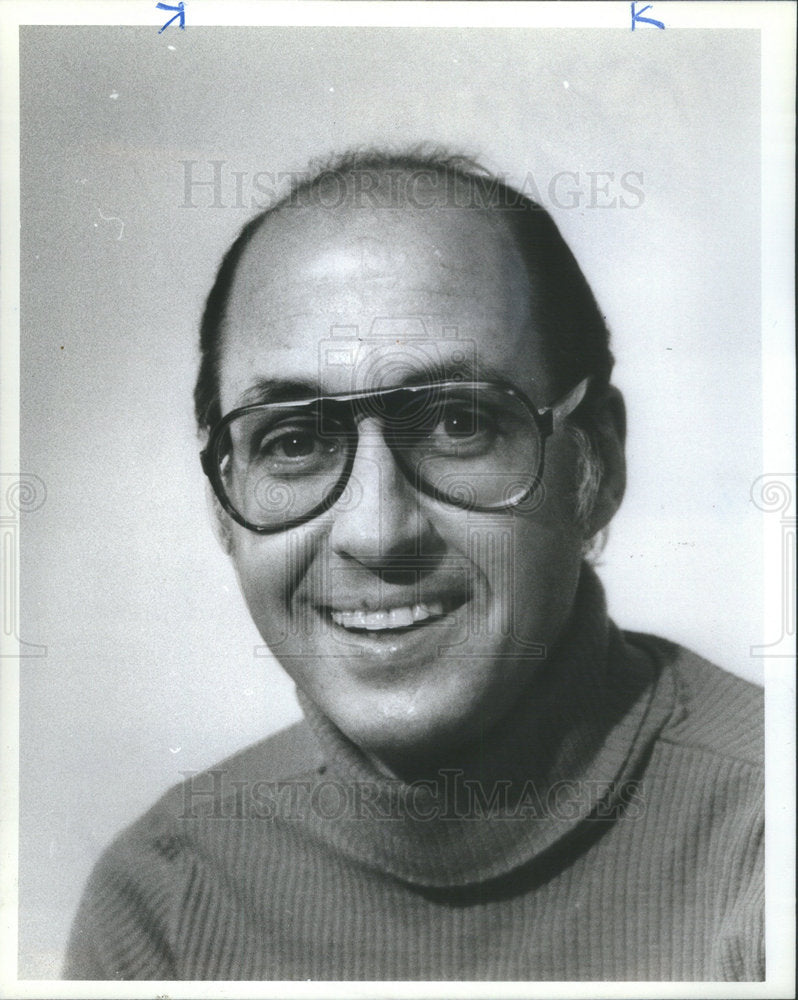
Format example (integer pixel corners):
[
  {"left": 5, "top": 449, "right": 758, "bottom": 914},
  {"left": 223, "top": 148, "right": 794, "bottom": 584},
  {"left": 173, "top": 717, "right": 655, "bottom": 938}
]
[{"left": 328, "top": 418, "right": 444, "bottom": 577}]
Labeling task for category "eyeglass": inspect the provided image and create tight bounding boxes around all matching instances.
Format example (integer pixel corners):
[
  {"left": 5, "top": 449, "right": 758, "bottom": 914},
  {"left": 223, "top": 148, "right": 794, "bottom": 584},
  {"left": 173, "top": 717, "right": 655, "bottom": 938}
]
[{"left": 201, "top": 377, "right": 589, "bottom": 534}]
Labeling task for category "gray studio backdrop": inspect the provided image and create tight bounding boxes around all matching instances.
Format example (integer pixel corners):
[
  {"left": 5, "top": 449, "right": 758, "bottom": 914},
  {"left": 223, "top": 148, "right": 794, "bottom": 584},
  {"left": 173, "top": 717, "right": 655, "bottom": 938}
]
[{"left": 19, "top": 26, "right": 761, "bottom": 977}]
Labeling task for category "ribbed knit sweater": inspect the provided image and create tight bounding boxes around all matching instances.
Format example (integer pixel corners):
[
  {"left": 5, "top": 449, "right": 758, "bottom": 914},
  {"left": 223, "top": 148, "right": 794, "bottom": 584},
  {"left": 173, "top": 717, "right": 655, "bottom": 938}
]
[{"left": 64, "top": 568, "right": 764, "bottom": 981}]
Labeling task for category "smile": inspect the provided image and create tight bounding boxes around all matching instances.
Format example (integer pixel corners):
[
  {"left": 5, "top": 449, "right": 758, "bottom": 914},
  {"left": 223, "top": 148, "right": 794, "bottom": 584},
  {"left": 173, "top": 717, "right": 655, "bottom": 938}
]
[{"left": 329, "top": 601, "right": 445, "bottom": 631}]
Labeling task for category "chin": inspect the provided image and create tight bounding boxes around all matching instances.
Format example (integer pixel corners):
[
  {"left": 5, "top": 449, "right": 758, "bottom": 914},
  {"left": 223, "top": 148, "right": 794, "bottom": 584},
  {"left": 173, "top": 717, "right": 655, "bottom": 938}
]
[{"left": 322, "top": 678, "right": 509, "bottom": 772}]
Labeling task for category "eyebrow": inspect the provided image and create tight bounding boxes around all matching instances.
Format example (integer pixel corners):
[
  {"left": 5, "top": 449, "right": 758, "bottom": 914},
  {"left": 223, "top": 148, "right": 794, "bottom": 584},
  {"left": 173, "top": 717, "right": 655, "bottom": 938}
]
[
  {"left": 234, "top": 378, "right": 323, "bottom": 408},
  {"left": 431, "top": 358, "right": 513, "bottom": 385},
  {"left": 233, "top": 362, "right": 533, "bottom": 409}
]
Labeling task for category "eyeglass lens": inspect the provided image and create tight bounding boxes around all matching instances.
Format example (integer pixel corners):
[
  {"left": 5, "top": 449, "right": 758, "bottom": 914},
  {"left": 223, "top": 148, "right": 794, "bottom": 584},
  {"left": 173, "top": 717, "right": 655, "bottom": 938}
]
[{"left": 214, "top": 384, "right": 543, "bottom": 528}]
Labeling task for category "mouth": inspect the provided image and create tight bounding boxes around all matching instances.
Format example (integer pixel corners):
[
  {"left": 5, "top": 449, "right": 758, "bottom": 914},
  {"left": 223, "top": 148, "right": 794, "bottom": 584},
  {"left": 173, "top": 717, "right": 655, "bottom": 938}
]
[
  {"left": 328, "top": 600, "right": 446, "bottom": 632},
  {"left": 298, "top": 586, "right": 473, "bottom": 665}
]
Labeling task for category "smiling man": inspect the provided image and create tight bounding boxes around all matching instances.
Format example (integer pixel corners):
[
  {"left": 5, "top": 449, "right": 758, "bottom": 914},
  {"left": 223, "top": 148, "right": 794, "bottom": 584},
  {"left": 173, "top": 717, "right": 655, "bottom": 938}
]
[{"left": 65, "top": 151, "right": 764, "bottom": 982}]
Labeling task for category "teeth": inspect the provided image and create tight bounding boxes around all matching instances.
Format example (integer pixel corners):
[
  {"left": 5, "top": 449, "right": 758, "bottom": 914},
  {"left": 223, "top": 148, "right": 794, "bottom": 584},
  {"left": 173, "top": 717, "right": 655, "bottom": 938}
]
[
  {"left": 412, "top": 601, "right": 443, "bottom": 621},
  {"left": 330, "top": 601, "right": 444, "bottom": 631}
]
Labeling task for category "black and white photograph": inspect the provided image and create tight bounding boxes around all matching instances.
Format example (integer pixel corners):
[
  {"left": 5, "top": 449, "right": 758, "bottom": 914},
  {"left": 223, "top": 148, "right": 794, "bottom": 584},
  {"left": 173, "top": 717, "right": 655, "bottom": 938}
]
[{"left": 1, "top": 0, "right": 794, "bottom": 995}]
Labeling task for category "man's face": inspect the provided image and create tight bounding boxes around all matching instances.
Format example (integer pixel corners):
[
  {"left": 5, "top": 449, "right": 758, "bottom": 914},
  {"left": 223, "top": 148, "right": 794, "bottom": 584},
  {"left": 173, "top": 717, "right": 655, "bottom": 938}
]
[{"left": 216, "top": 194, "right": 587, "bottom": 773}]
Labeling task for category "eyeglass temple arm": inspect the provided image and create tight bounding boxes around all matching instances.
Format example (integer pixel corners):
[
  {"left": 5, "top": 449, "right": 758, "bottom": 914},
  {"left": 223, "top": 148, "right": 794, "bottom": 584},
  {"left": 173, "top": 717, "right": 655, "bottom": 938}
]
[{"left": 540, "top": 377, "right": 589, "bottom": 433}]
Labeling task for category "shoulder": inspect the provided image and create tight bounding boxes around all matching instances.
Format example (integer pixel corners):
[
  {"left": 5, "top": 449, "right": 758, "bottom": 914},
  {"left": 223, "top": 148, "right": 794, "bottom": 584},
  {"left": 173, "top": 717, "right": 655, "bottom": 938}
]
[
  {"left": 621, "top": 634, "right": 765, "bottom": 979},
  {"left": 142, "top": 718, "right": 323, "bottom": 829},
  {"left": 624, "top": 631, "right": 763, "bottom": 770},
  {"left": 65, "top": 721, "right": 321, "bottom": 978},
  {"left": 106, "top": 718, "right": 322, "bottom": 872}
]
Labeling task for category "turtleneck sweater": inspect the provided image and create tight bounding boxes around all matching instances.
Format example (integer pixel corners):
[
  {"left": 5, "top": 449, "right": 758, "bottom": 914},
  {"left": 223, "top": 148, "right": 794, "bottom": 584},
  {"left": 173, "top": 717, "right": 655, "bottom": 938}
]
[{"left": 64, "top": 566, "right": 764, "bottom": 981}]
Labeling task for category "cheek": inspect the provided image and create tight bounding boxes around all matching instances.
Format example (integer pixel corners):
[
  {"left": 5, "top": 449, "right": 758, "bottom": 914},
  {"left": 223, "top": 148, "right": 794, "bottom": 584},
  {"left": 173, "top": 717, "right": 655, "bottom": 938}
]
[
  {"left": 456, "top": 441, "right": 584, "bottom": 635},
  {"left": 230, "top": 521, "right": 340, "bottom": 647},
  {"left": 229, "top": 531, "right": 297, "bottom": 632},
  {"left": 508, "top": 518, "right": 583, "bottom": 596},
  {"left": 457, "top": 432, "right": 584, "bottom": 554},
  {"left": 515, "top": 437, "right": 585, "bottom": 580}
]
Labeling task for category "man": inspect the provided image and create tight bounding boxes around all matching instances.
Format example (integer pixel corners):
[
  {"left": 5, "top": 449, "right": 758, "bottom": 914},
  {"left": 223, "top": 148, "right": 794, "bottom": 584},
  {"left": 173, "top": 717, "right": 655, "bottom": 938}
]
[{"left": 65, "top": 151, "right": 764, "bottom": 981}]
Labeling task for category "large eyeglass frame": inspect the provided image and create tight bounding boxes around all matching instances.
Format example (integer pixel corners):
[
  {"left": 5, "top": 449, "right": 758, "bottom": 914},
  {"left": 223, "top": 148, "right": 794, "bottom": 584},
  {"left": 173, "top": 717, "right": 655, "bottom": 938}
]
[{"left": 200, "top": 376, "right": 589, "bottom": 534}]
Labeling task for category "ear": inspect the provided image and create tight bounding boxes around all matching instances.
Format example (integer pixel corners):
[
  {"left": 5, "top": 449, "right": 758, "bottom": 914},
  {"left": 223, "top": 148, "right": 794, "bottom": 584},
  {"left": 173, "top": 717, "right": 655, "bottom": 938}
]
[
  {"left": 205, "top": 480, "right": 234, "bottom": 556},
  {"left": 584, "top": 385, "right": 627, "bottom": 537}
]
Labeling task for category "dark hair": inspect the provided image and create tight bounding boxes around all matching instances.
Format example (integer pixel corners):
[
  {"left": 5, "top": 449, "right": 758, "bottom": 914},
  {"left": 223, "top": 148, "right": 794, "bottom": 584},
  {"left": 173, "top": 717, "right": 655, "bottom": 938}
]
[{"left": 194, "top": 147, "right": 614, "bottom": 435}]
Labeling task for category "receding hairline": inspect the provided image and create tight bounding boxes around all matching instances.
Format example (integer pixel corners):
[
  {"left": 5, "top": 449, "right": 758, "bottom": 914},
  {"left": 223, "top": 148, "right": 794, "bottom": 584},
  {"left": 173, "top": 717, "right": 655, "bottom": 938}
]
[
  {"left": 229, "top": 162, "right": 522, "bottom": 274},
  {"left": 290, "top": 161, "right": 511, "bottom": 209},
  {"left": 227, "top": 178, "right": 527, "bottom": 297},
  {"left": 195, "top": 149, "right": 614, "bottom": 432}
]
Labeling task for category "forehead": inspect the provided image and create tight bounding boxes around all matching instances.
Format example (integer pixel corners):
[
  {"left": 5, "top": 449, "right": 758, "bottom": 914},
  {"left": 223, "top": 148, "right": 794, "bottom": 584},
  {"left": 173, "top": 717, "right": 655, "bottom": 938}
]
[{"left": 219, "top": 196, "right": 553, "bottom": 411}]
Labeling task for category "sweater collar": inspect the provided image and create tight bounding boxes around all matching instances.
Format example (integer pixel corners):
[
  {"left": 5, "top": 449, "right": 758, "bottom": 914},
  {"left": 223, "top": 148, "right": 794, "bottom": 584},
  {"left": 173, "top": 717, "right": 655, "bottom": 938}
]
[{"left": 296, "top": 563, "right": 675, "bottom": 888}]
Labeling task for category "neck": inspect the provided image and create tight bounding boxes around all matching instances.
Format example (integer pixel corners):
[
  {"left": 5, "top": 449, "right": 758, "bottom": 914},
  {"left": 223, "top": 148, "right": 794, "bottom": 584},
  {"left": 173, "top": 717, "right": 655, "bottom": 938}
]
[
  {"left": 292, "top": 562, "right": 671, "bottom": 889},
  {"left": 299, "top": 562, "right": 611, "bottom": 791}
]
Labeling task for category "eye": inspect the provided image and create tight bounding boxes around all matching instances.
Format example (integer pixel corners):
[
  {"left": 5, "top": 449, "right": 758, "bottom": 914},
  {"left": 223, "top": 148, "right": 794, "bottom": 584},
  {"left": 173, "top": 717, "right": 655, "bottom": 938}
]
[
  {"left": 252, "top": 420, "right": 343, "bottom": 472},
  {"left": 423, "top": 401, "right": 499, "bottom": 456},
  {"left": 440, "top": 404, "right": 483, "bottom": 439},
  {"left": 269, "top": 430, "right": 318, "bottom": 459}
]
